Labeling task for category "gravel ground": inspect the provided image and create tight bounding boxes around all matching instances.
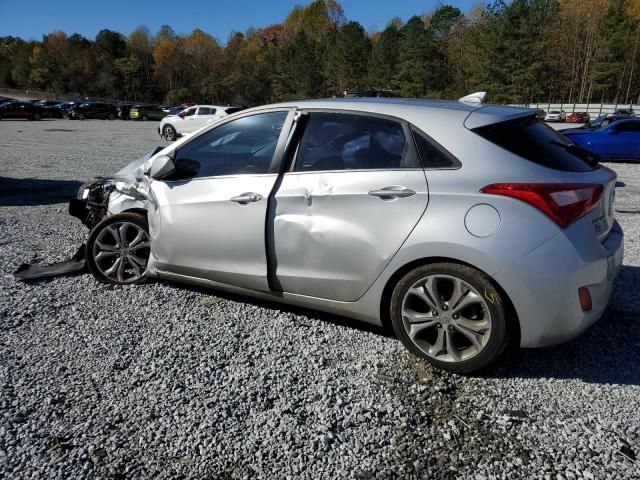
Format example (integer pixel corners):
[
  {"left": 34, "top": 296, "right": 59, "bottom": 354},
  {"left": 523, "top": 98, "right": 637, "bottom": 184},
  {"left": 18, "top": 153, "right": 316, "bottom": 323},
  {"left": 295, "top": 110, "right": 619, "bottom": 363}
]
[{"left": 1, "top": 119, "right": 639, "bottom": 479}]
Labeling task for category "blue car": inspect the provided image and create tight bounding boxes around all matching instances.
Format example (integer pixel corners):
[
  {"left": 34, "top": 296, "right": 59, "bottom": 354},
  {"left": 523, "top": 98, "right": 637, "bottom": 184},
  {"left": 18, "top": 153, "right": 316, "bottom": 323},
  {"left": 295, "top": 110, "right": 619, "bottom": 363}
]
[{"left": 562, "top": 119, "right": 640, "bottom": 161}]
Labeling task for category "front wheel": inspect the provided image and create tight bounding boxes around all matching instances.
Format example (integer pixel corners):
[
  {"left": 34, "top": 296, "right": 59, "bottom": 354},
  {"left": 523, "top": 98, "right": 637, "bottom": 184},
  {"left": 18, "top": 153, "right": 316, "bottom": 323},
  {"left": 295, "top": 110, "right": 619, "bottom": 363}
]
[
  {"left": 77, "top": 113, "right": 86, "bottom": 120},
  {"left": 390, "top": 262, "right": 514, "bottom": 374},
  {"left": 162, "top": 124, "right": 177, "bottom": 141},
  {"left": 141, "top": 114, "right": 148, "bottom": 121},
  {"left": 108, "top": 113, "right": 116, "bottom": 120},
  {"left": 86, "top": 213, "right": 151, "bottom": 285},
  {"left": 32, "top": 112, "right": 42, "bottom": 121}
]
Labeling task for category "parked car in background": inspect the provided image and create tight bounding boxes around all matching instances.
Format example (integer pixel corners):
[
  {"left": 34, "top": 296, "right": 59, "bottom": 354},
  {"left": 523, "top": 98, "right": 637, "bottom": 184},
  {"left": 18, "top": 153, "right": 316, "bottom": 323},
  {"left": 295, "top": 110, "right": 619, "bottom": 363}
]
[
  {"left": 0, "top": 95, "right": 16, "bottom": 103},
  {"left": 0, "top": 101, "right": 45, "bottom": 120},
  {"left": 116, "top": 102, "right": 134, "bottom": 120},
  {"left": 566, "top": 112, "right": 590, "bottom": 123},
  {"left": 343, "top": 89, "right": 397, "bottom": 98},
  {"left": 129, "top": 104, "right": 166, "bottom": 121},
  {"left": 74, "top": 97, "right": 622, "bottom": 374},
  {"left": 34, "top": 100, "right": 65, "bottom": 118},
  {"left": 59, "top": 101, "right": 80, "bottom": 118},
  {"left": 588, "top": 113, "right": 634, "bottom": 129},
  {"left": 562, "top": 118, "right": 640, "bottom": 161},
  {"left": 158, "top": 105, "right": 244, "bottom": 141},
  {"left": 544, "top": 110, "right": 566, "bottom": 122},
  {"left": 614, "top": 108, "right": 635, "bottom": 116},
  {"left": 71, "top": 102, "right": 117, "bottom": 120},
  {"left": 535, "top": 109, "right": 546, "bottom": 119}
]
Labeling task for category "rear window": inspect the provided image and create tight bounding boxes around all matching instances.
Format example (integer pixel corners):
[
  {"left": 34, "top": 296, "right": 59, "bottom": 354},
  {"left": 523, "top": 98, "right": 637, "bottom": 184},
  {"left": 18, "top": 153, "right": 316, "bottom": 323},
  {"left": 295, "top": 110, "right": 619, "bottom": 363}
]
[
  {"left": 225, "top": 107, "right": 243, "bottom": 114},
  {"left": 472, "top": 116, "right": 598, "bottom": 172}
]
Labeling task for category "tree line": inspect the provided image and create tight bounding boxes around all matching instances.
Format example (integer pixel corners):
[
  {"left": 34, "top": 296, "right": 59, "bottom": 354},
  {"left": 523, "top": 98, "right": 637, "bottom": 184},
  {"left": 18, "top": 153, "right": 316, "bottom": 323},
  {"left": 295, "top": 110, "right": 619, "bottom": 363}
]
[{"left": 1, "top": 0, "right": 639, "bottom": 106}]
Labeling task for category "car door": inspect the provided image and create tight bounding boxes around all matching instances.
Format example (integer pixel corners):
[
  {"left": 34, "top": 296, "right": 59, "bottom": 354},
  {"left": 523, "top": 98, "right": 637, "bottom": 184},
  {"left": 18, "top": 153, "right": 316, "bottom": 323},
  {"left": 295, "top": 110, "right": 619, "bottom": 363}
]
[
  {"left": 609, "top": 121, "right": 640, "bottom": 159},
  {"left": 272, "top": 110, "right": 429, "bottom": 302},
  {"left": 148, "top": 108, "right": 295, "bottom": 291},
  {"left": 194, "top": 107, "right": 217, "bottom": 129},
  {"left": 179, "top": 106, "right": 200, "bottom": 133}
]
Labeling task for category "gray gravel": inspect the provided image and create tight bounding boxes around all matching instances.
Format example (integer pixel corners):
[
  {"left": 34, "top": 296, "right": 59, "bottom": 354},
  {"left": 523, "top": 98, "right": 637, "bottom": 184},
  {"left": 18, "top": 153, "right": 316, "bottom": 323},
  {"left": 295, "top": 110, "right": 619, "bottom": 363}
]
[{"left": 1, "top": 119, "right": 640, "bottom": 479}]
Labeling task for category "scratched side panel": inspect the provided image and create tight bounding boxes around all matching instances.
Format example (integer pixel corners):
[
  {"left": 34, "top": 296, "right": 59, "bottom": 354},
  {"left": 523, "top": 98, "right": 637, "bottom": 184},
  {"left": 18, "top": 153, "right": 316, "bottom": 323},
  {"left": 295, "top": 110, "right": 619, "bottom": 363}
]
[{"left": 272, "top": 170, "right": 428, "bottom": 302}]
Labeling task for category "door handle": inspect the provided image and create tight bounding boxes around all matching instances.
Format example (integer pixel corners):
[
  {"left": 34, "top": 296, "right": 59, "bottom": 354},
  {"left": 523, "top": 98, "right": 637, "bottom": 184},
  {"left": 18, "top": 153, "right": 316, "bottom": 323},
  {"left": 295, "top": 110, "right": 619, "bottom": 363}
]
[
  {"left": 368, "top": 186, "right": 416, "bottom": 200},
  {"left": 230, "top": 192, "right": 263, "bottom": 204}
]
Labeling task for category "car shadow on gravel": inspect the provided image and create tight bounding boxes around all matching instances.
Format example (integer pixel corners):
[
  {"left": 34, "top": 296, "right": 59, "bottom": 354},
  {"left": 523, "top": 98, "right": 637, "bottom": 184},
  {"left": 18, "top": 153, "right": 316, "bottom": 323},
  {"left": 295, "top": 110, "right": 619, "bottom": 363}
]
[
  {"left": 0, "top": 176, "right": 82, "bottom": 206},
  {"left": 164, "top": 280, "right": 394, "bottom": 338},
  {"left": 488, "top": 265, "right": 640, "bottom": 386}
]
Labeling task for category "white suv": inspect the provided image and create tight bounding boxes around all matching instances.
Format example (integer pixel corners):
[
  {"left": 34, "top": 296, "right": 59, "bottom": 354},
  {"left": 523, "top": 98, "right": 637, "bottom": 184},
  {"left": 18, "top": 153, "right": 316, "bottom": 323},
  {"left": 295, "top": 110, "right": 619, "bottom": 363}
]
[{"left": 159, "top": 105, "right": 244, "bottom": 141}]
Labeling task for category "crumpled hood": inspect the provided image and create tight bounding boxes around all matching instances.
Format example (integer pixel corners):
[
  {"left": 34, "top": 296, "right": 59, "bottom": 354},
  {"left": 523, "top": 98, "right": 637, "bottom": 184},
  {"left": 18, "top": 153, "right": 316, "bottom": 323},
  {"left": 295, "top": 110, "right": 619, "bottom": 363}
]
[{"left": 110, "top": 151, "right": 155, "bottom": 183}]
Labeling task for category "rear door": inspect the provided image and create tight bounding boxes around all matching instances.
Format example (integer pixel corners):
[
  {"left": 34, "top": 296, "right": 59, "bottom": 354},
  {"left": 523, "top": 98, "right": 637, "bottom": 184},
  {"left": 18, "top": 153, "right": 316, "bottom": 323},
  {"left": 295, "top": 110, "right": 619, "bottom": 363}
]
[{"left": 272, "top": 110, "right": 429, "bottom": 302}]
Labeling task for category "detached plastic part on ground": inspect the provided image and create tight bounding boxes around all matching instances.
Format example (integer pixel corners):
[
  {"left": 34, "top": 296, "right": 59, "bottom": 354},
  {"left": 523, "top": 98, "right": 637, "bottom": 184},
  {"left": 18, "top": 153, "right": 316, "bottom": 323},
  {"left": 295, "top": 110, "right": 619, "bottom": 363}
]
[{"left": 13, "top": 245, "right": 87, "bottom": 281}]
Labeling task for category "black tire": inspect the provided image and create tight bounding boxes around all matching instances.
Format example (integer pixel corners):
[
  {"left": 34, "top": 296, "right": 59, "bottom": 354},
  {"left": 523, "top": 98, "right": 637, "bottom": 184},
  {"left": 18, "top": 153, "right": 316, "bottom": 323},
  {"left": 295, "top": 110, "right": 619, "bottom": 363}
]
[
  {"left": 86, "top": 212, "right": 151, "bottom": 285},
  {"left": 32, "top": 112, "right": 42, "bottom": 121},
  {"left": 141, "top": 114, "right": 148, "bottom": 121},
  {"left": 108, "top": 113, "right": 116, "bottom": 120},
  {"left": 390, "top": 262, "right": 514, "bottom": 374},
  {"left": 77, "top": 113, "right": 86, "bottom": 120},
  {"left": 162, "top": 124, "right": 177, "bottom": 141}
]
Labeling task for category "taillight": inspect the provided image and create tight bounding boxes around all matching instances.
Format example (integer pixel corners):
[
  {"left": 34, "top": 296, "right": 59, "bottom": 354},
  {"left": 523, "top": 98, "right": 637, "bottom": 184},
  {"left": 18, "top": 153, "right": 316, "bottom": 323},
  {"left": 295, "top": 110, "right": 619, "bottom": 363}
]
[{"left": 480, "top": 183, "right": 604, "bottom": 228}]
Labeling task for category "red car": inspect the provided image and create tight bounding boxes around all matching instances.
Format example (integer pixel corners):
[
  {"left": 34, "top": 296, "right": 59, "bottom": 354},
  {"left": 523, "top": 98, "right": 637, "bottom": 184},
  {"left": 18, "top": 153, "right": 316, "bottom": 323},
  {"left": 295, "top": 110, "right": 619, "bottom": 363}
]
[
  {"left": 0, "top": 101, "right": 45, "bottom": 120},
  {"left": 566, "top": 112, "right": 590, "bottom": 123}
]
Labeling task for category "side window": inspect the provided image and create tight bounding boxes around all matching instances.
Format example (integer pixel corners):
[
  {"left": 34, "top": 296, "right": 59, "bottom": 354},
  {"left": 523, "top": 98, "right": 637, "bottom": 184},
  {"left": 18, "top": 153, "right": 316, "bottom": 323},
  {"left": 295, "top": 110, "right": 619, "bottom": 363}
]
[
  {"left": 182, "top": 107, "right": 196, "bottom": 117},
  {"left": 615, "top": 121, "right": 640, "bottom": 132},
  {"left": 411, "top": 128, "right": 460, "bottom": 169},
  {"left": 294, "top": 112, "right": 418, "bottom": 172},
  {"left": 198, "top": 107, "right": 212, "bottom": 115},
  {"left": 169, "top": 111, "right": 288, "bottom": 179}
]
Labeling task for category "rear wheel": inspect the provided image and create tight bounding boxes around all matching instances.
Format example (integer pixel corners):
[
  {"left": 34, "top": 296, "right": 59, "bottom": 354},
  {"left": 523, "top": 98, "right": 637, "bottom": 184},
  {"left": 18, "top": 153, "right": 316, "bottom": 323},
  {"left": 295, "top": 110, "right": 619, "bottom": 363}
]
[
  {"left": 86, "top": 213, "right": 151, "bottom": 285},
  {"left": 163, "top": 124, "right": 177, "bottom": 141},
  {"left": 32, "top": 112, "right": 42, "bottom": 121},
  {"left": 141, "top": 114, "right": 148, "bottom": 121},
  {"left": 390, "top": 262, "right": 513, "bottom": 374},
  {"left": 77, "top": 113, "right": 86, "bottom": 120},
  {"left": 108, "top": 113, "right": 116, "bottom": 120}
]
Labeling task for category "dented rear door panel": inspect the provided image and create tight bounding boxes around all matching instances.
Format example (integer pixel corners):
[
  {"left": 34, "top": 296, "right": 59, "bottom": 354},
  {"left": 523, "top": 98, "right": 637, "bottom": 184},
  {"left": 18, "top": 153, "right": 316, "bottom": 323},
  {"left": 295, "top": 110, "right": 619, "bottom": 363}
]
[{"left": 272, "top": 169, "right": 429, "bottom": 302}]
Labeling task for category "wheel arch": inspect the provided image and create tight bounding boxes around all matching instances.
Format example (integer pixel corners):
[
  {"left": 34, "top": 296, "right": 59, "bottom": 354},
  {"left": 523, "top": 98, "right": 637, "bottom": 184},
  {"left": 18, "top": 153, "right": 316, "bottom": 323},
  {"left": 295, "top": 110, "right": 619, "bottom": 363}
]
[{"left": 378, "top": 256, "right": 520, "bottom": 342}]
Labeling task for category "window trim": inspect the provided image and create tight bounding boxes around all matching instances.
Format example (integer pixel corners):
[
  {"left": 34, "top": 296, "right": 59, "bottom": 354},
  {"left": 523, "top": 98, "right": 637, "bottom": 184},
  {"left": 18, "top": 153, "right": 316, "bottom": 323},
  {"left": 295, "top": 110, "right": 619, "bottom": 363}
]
[
  {"left": 409, "top": 125, "right": 462, "bottom": 170},
  {"left": 164, "top": 108, "right": 296, "bottom": 182},
  {"left": 288, "top": 108, "right": 423, "bottom": 173}
]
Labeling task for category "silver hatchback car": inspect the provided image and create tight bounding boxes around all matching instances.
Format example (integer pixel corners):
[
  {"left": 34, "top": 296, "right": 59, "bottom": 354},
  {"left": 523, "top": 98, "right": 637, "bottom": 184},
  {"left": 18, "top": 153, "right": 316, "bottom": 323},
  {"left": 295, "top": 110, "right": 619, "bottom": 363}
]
[{"left": 73, "top": 98, "right": 624, "bottom": 373}]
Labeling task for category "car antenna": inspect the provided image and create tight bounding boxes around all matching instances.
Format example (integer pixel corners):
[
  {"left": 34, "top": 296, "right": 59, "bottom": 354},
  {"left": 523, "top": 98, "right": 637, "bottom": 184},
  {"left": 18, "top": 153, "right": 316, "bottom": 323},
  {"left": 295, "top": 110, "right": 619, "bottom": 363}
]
[{"left": 458, "top": 92, "right": 487, "bottom": 105}]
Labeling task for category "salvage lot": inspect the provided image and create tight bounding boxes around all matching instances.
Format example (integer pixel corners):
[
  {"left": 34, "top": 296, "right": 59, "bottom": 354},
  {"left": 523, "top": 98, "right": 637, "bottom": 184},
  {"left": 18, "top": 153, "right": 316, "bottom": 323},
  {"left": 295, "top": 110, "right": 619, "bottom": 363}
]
[{"left": 1, "top": 119, "right": 639, "bottom": 479}]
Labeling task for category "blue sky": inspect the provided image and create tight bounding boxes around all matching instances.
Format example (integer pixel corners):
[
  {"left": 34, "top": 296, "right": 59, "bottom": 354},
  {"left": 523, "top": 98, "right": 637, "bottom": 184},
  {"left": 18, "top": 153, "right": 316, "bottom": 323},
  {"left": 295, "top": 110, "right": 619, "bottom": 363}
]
[{"left": 0, "top": 0, "right": 478, "bottom": 42}]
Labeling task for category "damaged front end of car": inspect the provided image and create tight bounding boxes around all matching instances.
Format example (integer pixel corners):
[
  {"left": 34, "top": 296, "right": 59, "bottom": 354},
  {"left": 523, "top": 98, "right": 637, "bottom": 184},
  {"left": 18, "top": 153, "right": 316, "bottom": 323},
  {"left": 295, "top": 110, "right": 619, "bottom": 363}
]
[
  {"left": 14, "top": 148, "right": 162, "bottom": 281},
  {"left": 68, "top": 147, "right": 162, "bottom": 229}
]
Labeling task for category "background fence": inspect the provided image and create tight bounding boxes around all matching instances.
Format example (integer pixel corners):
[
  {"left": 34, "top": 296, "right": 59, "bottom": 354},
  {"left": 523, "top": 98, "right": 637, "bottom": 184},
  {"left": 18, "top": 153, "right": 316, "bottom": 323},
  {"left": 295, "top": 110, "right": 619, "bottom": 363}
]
[{"left": 525, "top": 102, "right": 638, "bottom": 116}]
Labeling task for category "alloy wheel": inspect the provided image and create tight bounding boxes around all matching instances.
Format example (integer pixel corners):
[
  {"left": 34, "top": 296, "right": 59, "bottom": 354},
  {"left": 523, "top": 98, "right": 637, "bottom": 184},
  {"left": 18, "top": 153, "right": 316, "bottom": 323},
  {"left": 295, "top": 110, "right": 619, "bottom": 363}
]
[
  {"left": 92, "top": 221, "right": 150, "bottom": 283},
  {"left": 401, "top": 274, "right": 492, "bottom": 363}
]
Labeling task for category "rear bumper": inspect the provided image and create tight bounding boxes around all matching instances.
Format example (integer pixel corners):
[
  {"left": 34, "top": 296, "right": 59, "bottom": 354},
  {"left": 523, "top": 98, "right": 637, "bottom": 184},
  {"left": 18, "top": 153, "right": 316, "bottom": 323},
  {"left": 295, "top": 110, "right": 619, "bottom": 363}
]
[{"left": 495, "top": 220, "right": 624, "bottom": 348}]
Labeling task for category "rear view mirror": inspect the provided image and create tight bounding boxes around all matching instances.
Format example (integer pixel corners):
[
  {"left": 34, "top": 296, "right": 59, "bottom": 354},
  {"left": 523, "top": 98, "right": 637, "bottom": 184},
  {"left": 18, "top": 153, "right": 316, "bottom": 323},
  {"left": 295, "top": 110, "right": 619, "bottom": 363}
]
[{"left": 148, "top": 155, "right": 176, "bottom": 180}]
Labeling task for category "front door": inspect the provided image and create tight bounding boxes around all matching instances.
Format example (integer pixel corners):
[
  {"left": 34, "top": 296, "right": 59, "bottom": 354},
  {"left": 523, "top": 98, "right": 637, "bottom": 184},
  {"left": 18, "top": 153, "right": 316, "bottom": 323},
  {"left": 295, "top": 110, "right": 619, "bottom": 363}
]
[
  {"left": 149, "top": 109, "right": 295, "bottom": 291},
  {"left": 272, "top": 111, "right": 429, "bottom": 302}
]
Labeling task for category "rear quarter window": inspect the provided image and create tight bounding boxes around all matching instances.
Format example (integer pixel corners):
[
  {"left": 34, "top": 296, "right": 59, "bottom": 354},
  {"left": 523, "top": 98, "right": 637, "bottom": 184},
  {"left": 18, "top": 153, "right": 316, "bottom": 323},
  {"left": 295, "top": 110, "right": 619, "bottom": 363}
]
[{"left": 472, "top": 116, "right": 598, "bottom": 172}]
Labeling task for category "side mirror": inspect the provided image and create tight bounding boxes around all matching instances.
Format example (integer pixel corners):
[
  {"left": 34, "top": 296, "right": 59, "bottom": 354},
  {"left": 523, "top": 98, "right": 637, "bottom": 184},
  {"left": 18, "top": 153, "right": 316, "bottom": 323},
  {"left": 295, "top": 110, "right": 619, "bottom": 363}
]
[{"left": 148, "top": 155, "right": 176, "bottom": 180}]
